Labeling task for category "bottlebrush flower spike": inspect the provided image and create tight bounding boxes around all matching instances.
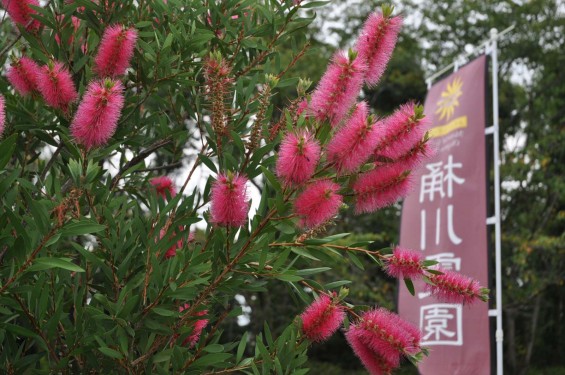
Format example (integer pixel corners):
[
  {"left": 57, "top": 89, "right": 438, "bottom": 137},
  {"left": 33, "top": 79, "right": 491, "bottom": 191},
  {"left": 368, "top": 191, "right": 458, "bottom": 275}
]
[
  {"left": 0, "top": 95, "right": 5, "bottom": 137},
  {"left": 326, "top": 102, "right": 380, "bottom": 173},
  {"left": 374, "top": 102, "right": 430, "bottom": 160},
  {"left": 150, "top": 176, "right": 177, "bottom": 199},
  {"left": 6, "top": 56, "right": 41, "bottom": 96},
  {"left": 179, "top": 304, "right": 208, "bottom": 348},
  {"left": 294, "top": 180, "right": 343, "bottom": 228},
  {"left": 309, "top": 50, "right": 367, "bottom": 127},
  {"left": 37, "top": 60, "right": 78, "bottom": 111},
  {"left": 384, "top": 246, "right": 424, "bottom": 279},
  {"left": 276, "top": 131, "right": 321, "bottom": 185},
  {"left": 353, "top": 164, "right": 412, "bottom": 214},
  {"left": 345, "top": 327, "right": 395, "bottom": 375},
  {"left": 210, "top": 172, "right": 250, "bottom": 227},
  {"left": 70, "top": 79, "right": 124, "bottom": 149},
  {"left": 94, "top": 24, "right": 138, "bottom": 77},
  {"left": 1, "top": 0, "right": 41, "bottom": 30},
  {"left": 355, "top": 6, "right": 402, "bottom": 86},
  {"left": 346, "top": 308, "right": 421, "bottom": 374},
  {"left": 301, "top": 294, "right": 345, "bottom": 342},
  {"left": 425, "top": 268, "right": 488, "bottom": 305},
  {"left": 375, "top": 135, "right": 432, "bottom": 172}
]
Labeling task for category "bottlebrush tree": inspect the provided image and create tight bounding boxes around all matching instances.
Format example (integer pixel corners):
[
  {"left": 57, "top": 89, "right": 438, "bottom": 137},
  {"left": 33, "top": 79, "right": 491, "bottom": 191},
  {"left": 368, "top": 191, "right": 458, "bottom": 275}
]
[{"left": 0, "top": 1, "right": 488, "bottom": 374}]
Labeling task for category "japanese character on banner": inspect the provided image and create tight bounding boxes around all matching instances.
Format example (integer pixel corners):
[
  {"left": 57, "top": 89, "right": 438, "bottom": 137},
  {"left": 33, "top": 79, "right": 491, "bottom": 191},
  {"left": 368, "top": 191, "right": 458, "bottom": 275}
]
[
  {"left": 420, "top": 304, "right": 463, "bottom": 346},
  {"left": 419, "top": 155, "right": 465, "bottom": 250}
]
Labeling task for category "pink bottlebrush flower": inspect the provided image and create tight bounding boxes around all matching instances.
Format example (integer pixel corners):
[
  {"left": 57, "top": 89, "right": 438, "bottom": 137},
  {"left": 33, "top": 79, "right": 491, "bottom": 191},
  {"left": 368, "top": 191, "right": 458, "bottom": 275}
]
[
  {"left": 6, "top": 56, "right": 41, "bottom": 96},
  {"left": 70, "top": 79, "right": 124, "bottom": 149},
  {"left": 93, "top": 24, "right": 138, "bottom": 77},
  {"left": 375, "top": 136, "right": 432, "bottom": 172},
  {"left": 150, "top": 176, "right": 177, "bottom": 199},
  {"left": 326, "top": 102, "right": 380, "bottom": 173},
  {"left": 353, "top": 164, "right": 412, "bottom": 214},
  {"left": 294, "top": 180, "right": 343, "bottom": 228},
  {"left": 179, "top": 303, "right": 208, "bottom": 348},
  {"left": 210, "top": 173, "right": 250, "bottom": 227},
  {"left": 355, "top": 10, "right": 402, "bottom": 86},
  {"left": 1, "top": 0, "right": 41, "bottom": 30},
  {"left": 37, "top": 61, "right": 78, "bottom": 111},
  {"left": 384, "top": 246, "right": 424, "bottom": 279},
  {"left": 301, "top": 294, "right": 345, "bottom": 342},
  {"left": 374, "top": 102, "right": 429, "bottom": 161},
  {"left": 0, "top": 95, "right": 5, "bottom": 137},
  {"left": 346, "top": 308, "right": 421, "bottom": 373},
  {"left": 276, "top": 131, "right": 321, "bottom": 186},
  {"left": 309, "top": 51, "right": 367, "bottom": 127},
  {"left": 345, "top": 326, "right": 395, "bottom": 375},
  {"left": 426, "top": 268, "right": 487, "bottom": 305}
]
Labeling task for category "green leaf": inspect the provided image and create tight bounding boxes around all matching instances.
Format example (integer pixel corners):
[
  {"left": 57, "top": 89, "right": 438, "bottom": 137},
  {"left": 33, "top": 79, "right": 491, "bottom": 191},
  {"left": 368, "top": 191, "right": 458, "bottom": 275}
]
[
  {"left": 191, "top": 353, "right": 232, "bottom": 367},
  {"left": 423, "top": 260, "right": 439, "bottom": 267},
  {"left": 98, "top": 347, "right": 123, "bottom": 359},
  {"left": 0, "top": 134, "right": 18, "bottom": 170},
  {"left": 300, "top": 1, "right": 330, "bottom": 8},
  {"left": 62, "top": 221, "right": 106, "bottom": 236},
  {"left": 296, "top": 267, "right": 331, "bottom": 276},
  {"left": 203, "top": 344, "right": 224, "bottom": 353},
  {"left": 135, "top": 20, "right": 154, "bottom": 28},
  {"left": 260, "top": 166, "right": 281, "bottom": 192},
  {"left": 275, "top": 274, "right": 303, "bottom": 282},
  {"left": 28, "top": 258, "right": 85, "bottom": 273},
  {"left": 153, "top": 308, "right": 176, "bottom": 317},
  {"left": 324, "top": 280, "right": 351, "bottom": 289},
  {"left": 347, "top": 252, "right": 365, "bottom": 270},
  {"left": 303, "top": 233, "right": 349, "bottom": 245},
  {"left": 426, "top": 269, "right": 444, "bottom": 275},
  {"left": 236, "top": 331, "right": 249, "bottom": 363},
  {"left": 404, "top": 278, "right": 415, "bottom": 296},
  {"left": 162, "top": 33, "right": 174, "bottom": 50},
  {"left": 199, "top": 154, "right": 218, "bottom": 173},
  {"left": 153, "top": 349, "right": 173, "bottom": 363},
  {"left": 290, "top": 247, "right": 320, "bottom": 261}
]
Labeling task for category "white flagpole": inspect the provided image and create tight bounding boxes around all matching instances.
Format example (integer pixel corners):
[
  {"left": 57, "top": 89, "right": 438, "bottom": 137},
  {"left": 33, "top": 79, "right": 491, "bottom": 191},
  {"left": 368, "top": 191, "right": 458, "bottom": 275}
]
[{"left": 489, "top": 27, "right": 504, "bottom": 375}]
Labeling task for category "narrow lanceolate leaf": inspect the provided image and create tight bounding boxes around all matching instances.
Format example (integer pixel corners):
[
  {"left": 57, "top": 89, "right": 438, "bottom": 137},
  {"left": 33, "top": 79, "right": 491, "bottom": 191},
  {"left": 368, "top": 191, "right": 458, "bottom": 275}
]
[
  {"left": 98, "top": 347, "right": 124, "bottom": 359},
  {"left": 62, "top": 221, "right": 106, "bottom": 236},
  {"left": 28, "top": 258, "right": 85, "bottom": 272},
  {"left": 404, "top": 277, "right": 415, "bottom": 296}
]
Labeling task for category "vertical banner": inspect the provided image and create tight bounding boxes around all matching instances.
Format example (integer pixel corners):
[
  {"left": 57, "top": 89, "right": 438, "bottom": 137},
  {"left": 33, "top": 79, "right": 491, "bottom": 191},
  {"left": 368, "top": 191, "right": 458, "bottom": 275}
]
[{"left": 398, "top": 55, "right": 490, "bottom": 374}]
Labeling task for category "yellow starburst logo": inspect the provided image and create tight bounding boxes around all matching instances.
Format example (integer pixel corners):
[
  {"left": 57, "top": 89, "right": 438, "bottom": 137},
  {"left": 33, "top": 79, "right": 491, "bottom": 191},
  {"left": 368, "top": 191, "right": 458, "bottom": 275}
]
[{"left": 435, "top": 77, "right": 463, "bottom": 121}]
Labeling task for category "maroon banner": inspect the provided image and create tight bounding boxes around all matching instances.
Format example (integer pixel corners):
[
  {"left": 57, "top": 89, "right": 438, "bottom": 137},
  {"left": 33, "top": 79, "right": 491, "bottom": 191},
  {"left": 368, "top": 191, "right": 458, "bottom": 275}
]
[{"left": 398, "top": 55, "right": 490, "bottom": 374}]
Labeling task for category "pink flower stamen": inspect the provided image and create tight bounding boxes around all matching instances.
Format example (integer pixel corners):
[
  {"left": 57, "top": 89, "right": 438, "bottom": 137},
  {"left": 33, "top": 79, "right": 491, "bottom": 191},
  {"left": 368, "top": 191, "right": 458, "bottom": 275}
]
[
  {"left": 276, "top": 130, "right": 321, "bottom": 186},
  {"left": 326, "top": 101, "right": 380, "bottom": 173},
  {"left": 70, "top": 79, "right": 124, "bottom": 149},
  {"left": 384, "top": 246, "right": 424, "bottom": 279},
  {"left": 210, "top": 173, "right": 250, "bottom": 227},
  {"left": 309, "top": 51, "right": 367, "bottom": 127},
  {"left": 355, "top": 10, "right": 402, "bottom": 86},
  {"left": 300, "top": 294, "right": 345, "bottom": 342},
  {"left": 294, "top": 180, "right": 343, "bottom": 228}
]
